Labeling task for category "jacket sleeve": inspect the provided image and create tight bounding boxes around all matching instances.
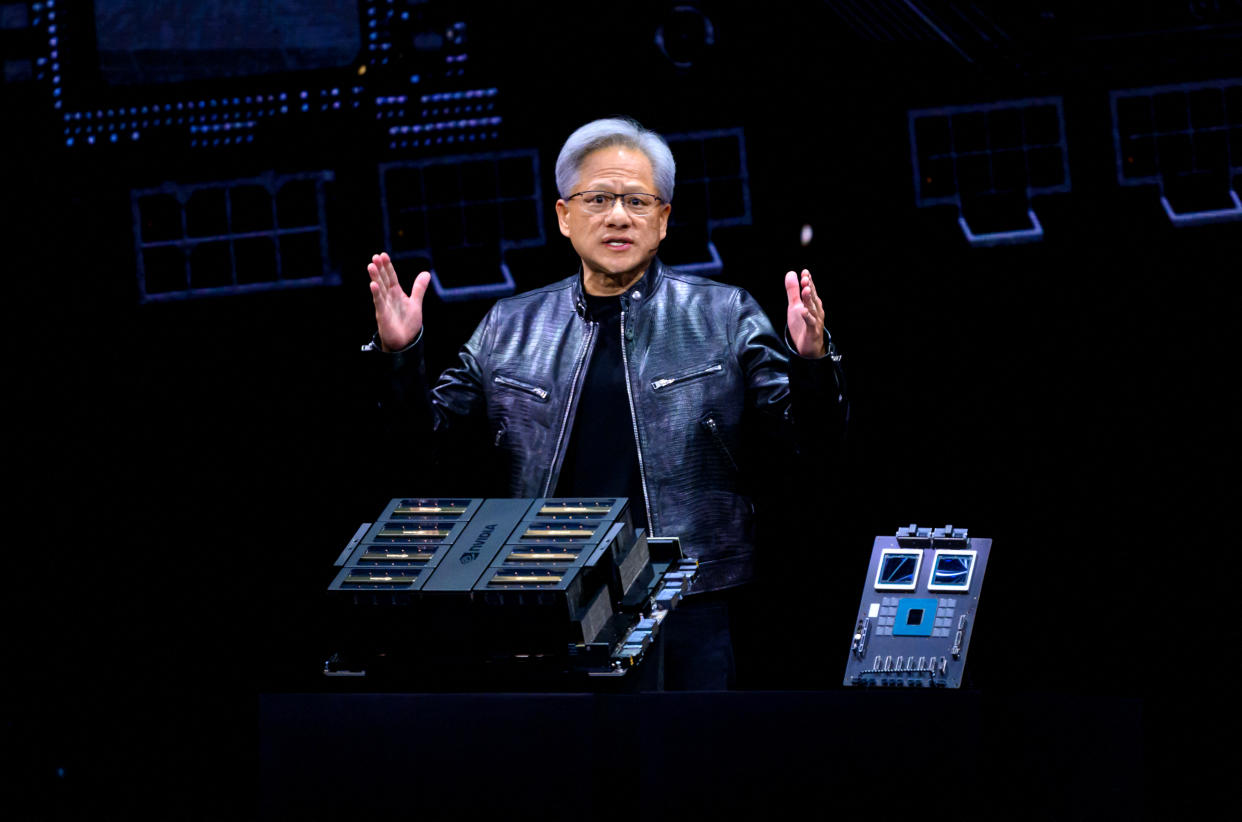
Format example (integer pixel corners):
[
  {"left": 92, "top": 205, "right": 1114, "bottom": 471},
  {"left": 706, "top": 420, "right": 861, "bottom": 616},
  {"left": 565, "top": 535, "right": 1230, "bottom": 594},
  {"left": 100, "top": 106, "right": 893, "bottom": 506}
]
[
  {"left": 732, "top": 287, "right": 848, "bottom": 461},
  {"left": 363, "top": 309, "right": 497, "bottom": 480}
]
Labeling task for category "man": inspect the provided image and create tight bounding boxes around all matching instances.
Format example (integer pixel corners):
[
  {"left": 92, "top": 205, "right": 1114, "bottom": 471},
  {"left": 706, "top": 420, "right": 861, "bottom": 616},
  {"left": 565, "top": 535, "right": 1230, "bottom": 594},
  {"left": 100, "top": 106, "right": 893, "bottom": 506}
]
[{"left": 366, "top": 117, "right": 846, "bottom": 687}]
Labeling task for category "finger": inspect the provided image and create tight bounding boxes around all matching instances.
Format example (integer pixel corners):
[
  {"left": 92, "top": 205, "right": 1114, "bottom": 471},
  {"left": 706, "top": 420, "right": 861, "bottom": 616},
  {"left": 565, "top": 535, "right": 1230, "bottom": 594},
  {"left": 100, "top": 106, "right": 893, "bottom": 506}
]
[
  {"left": 368, "top": 262, "right": 391, "bottom": 311},
  {"left": 373, "top": 252, "right": 395, "bottom": 292},
  {"left": 784, "top": 270, "right": 801, "bottom": 307},
  {"left": 410, "top": 270, "right": 432, "bottom": 303},
  {"left": 800, "top": 305, "right": 820, "bottom": 330},
  {"left": 381, "top": 253, "right": 401, "bottom": 292},
  {"left": 371, "top": 254, "right": 392, "bottom": 292},
  {"left": 802, "top": 285, "right": 822, "bottom": 319},
  {"left": 800, "top": 269, "right": 820, "bottom": 305},
  {"left": 801, "top": 269, "right": 823, "bottom": 315}
]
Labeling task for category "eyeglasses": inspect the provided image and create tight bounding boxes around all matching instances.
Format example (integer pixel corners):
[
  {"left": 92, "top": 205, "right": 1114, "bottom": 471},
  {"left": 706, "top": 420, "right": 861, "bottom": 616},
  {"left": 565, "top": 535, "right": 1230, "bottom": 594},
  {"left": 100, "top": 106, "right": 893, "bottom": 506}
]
[{"left": 566, "top": 190, "right": 664, "bottom": 216}]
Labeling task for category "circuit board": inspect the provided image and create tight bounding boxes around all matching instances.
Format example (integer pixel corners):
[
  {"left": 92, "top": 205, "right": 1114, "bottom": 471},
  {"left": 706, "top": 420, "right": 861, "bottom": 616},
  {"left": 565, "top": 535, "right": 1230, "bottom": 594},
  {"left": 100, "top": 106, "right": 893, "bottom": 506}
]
[{"left": 843, "top": 525, "right": 991, "bottom": 688}]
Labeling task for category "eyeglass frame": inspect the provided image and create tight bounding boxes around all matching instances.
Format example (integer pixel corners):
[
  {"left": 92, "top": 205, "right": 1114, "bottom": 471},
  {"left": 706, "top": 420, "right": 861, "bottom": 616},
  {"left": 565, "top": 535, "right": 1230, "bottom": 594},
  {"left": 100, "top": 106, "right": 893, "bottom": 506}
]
[{"left": 564, "top": 190, "right": 667, "bottom": 215}]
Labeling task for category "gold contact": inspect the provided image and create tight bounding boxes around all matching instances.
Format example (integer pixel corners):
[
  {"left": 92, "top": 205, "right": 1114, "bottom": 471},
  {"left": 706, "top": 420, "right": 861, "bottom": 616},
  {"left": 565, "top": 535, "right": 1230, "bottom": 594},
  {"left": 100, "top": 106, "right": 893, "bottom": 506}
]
[
  {"left": 489, "top": 574, "right": 563, "bottom": 585},
  {"left": 505, "top": 551, "right": 578, "bottom": 561},
  {"left": 345, "top": 574, "right": 414, "bottom": 583},
  {"left": 539, "top": 505, "right": 610, "bottom": 515},
  {"left": 361, "top": 551, "right": 434, "bottom": 561},
  {"left": 379, "top": 528, "right": 449, "bottom": 537},
  {"left": 394, "top": 506, "right": 467, "bottom": 515},
  {"left": 523, "top": 528, "right": 594, "bottom": 538}
]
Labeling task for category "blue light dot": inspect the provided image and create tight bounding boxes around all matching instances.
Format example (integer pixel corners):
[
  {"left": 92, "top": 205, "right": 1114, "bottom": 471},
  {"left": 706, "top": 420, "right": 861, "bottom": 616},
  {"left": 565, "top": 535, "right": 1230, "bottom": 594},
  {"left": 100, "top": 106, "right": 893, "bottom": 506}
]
[
  {"left": 65, "top": 137, "right": 73, "bottom": 146},
  {"left": 132, "top": 132, "right": 139, "bottom": 140},
  {"left": 87, "top": 135, "right": 95, "bottom": 144},
  {"left": 52, "top": 87, "right": 60, "bottom": 96},
  {"left": 301, "top": 103, "right": 309, "bottom": 112}
]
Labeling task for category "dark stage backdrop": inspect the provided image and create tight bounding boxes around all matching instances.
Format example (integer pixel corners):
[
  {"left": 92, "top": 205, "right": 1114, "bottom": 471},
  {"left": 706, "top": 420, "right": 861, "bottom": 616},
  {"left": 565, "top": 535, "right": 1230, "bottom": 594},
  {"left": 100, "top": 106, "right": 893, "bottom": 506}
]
[{"left": 2, "top": 1, "right": 1234, "bottom": 817}]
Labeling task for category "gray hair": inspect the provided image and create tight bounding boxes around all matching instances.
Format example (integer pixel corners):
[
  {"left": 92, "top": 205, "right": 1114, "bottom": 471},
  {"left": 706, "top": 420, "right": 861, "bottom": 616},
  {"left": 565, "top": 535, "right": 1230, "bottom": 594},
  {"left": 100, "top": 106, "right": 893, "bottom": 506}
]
[{"left": 554, "top": 117, "right": 676, "bottom": 203}]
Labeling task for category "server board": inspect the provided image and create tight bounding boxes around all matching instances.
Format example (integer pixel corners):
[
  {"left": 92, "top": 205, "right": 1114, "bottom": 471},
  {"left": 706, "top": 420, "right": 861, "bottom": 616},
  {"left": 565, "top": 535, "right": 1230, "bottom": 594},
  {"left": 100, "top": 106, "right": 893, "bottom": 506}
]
[{"left": 326, "top": 496, "right": 695, "bottom": 678}]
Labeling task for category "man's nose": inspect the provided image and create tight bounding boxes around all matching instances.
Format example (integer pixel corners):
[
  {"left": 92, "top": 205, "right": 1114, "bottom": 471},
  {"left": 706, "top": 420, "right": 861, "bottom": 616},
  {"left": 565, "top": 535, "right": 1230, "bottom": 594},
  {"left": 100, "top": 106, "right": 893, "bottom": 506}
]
[{"left": 605, "top": 198, "right": 631, "bottom": 224}]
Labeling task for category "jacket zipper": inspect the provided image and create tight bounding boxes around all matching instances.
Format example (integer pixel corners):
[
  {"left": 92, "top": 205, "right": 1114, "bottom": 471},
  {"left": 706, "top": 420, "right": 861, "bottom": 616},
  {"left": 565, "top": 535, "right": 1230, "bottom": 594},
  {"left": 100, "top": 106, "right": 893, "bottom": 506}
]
[
  {"left": 620, "top": 309, "right": 655, "bottom": 533},
  {"left": 542, "top": 321, "right": 597, "bottom": 496},
  {"left": 701, "top": 415, "right": 739, "bottom": 473},
  {"left": 651, "top": 363, "right": 723, "bottom": 391},
  {"left": 492, "top": 374, "right": 549, "bottom": 400}
]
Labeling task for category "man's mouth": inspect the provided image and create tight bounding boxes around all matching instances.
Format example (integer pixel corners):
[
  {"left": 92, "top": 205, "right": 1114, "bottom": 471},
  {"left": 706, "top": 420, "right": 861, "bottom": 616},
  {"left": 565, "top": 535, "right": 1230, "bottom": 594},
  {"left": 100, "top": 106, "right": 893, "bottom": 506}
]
[{"left": 604, "top": 239, "right": 632, "bottom": 248}]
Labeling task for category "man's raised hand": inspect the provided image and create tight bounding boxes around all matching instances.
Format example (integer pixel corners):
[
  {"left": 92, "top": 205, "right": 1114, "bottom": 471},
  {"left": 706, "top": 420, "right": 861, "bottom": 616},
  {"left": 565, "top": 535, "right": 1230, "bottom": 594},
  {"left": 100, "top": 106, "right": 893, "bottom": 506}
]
[
  {"left": 368, "top": 252, "right": 431, "bottom": 352},
  {"left": 785, "top": 268, "right": 827, "bottom": 359}
]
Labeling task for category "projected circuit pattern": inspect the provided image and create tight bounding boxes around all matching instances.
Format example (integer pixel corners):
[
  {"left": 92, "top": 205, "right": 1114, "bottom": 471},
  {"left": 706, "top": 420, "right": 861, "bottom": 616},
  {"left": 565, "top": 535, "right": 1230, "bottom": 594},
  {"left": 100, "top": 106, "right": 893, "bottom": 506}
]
[
  {"left": 131, "top": 170, "right": 335, "bottom": 301},
  {"left": 379, "top": 150, "right": 543, "bottom": 301},
  {"left": 1111, "top": 78, "right": 1242, "bottom": 225},
  {"left": 909, "top": 97, "right": 1070, "bottom": 246},
  {"left": 661, "top": 128, "right": 752, "bottom": 276}
]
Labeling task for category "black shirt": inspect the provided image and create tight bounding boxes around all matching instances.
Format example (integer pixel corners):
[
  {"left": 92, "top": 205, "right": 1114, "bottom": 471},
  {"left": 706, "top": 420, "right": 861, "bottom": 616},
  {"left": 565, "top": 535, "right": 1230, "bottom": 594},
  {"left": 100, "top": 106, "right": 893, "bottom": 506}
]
[{"left": 554, "top": 292, "right": 648, "bottom": 530}]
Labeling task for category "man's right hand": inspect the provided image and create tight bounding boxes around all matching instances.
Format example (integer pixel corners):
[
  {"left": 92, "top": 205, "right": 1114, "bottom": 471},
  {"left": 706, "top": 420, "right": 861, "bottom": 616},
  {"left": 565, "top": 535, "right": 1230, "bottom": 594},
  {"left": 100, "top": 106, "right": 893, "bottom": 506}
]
[{"left": 368, "top": 252, "right": 431, "bottom": 352}]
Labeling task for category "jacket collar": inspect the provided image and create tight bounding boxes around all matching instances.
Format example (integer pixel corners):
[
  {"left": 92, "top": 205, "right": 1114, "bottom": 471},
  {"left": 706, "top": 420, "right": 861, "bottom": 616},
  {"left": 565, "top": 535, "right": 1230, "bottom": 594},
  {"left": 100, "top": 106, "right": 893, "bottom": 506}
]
[{"left": 572, "top": 258, "right": 666, "bottom": 318}]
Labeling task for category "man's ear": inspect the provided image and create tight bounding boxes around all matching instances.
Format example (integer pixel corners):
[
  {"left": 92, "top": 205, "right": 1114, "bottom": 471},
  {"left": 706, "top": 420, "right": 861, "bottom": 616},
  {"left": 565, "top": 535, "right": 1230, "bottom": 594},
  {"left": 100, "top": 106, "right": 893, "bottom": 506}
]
[{"left": 555, "top": 199, "right": 572, "bottom": 238}]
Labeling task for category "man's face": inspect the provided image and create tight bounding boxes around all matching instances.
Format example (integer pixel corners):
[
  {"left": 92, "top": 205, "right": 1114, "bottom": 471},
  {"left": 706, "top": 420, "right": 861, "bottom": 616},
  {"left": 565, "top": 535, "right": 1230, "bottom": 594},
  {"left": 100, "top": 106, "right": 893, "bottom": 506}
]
[{"left": 555, "top": 146, "right": 671, "bottom": 285}]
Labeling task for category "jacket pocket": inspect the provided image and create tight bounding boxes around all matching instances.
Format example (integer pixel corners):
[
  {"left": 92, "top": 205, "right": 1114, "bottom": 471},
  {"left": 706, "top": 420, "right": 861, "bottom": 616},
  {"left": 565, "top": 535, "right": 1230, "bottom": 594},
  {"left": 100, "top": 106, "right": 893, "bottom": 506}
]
[
  {"left": 650, "top": 361, "right": 724, "bottom": 392},
  {"left": 492, "top": 374, "right": 551, "bottom": 402}
]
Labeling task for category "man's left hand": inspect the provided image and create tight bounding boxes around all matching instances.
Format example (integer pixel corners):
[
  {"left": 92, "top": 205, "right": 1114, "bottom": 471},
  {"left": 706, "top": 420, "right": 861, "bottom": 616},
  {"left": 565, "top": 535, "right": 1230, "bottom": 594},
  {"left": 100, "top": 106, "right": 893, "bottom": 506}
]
[{"left": 785, "top": 268, "right": 827, "bottom": 358}]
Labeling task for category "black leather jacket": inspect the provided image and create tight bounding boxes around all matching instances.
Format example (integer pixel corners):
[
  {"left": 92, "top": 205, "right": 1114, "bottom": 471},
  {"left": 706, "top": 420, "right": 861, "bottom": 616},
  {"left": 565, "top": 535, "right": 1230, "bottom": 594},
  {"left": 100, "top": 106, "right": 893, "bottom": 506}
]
[{"left": 372, "top": 260, "right": 846, "bottom": 592}]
